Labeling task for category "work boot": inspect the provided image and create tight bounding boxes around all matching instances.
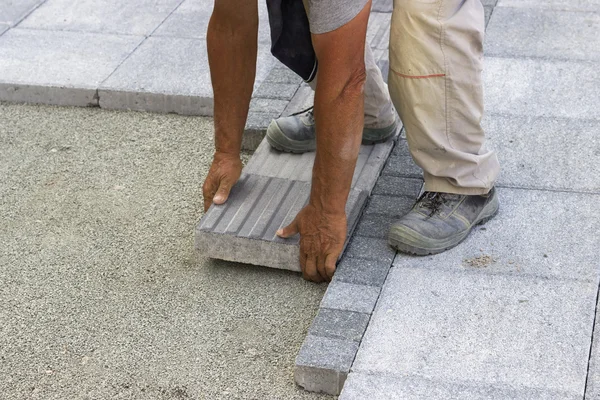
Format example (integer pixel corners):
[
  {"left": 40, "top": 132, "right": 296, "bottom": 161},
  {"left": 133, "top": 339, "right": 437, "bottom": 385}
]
[
  {"left": 388, "top": 188, "right": 499, "bottom": 255},
  {"left": 266, "top": 107, "right": 398, "bottom": 153}
]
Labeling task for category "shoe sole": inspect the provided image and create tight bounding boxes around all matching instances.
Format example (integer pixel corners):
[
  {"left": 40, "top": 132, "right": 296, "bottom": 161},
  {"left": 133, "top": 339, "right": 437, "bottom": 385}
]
[
  {"left": 266, "top": 119, "right": 399, "bottom": 154},
  {"left": 388, "top": 195, "right": 499, "bottom": 256}
]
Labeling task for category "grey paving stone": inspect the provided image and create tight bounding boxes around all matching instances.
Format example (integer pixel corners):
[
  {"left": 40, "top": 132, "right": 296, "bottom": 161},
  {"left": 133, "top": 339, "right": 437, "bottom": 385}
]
[
  {"left": 242, "top": 112, "right": 279, "bottom": 151},
  {"left": 196, "top": 174, "right": 368, "bottom": 271},
  {"left": 0, "top": 29, "right": 142, "bottom": 107},
  {"left": 19, "top": 0, "right": 182, "bottom": 35},
  {"left": 484, "top": 114, "right": 600, "bottom": 193},
  {"left": 371, "top": 0, "right": 393, "bottom": 13},
  {"left": 352, "top": 267, "right": 597, "bottom": 397},
  {"left": 366, "top": 12, "right": 391, "bottom": 50},
  {"left": 394, "top": 188, "right": 600, "bottom": 282},
  {"left": 484, "top": 6, "right": 493, "bottom": 27},
  {"left": 320, "top": 282, "right": 380, "bottom": 314},
  {"left": 153, "top": 0, "right": 271, "bottom": 43},
  {"left": 486, "top": 8, "right": 600, "bottom": 61},
  {"left": 585, "top": 295, "right": 600, "bottom": 400},
  {"left": 497, "top": 0, "right": 600, "bottom": 12},
  {"left": 382, "top": 152, "right": 423, "bottom": 178},
  {"left": 0, "top": 23, "right": 8, "bottom": 35},
  {"left": 0, "top": 0, "right": 42, "bottom": 25},
  {"left": 484, "top": 57, "right": 600, "bottom": 120},
  {"left": 254, "top": 82, "right": 299, "bottom": 101},
  {"left": 282, "top": 84, "right": 314, "bottom": 115},
  {"left": 372, "top": 175, "right": 423, "bottom": 197},
  {"left": 333, "top": 258, "right": 391, "bottom": 287},
  {"left": 295, "top": 335, "right": 359, "bottom": 395},
  {"left": 249, "top": 97, "right": 289, "bottom": 116},
  {"left": 365, "top": 195, "right": 417, "bottom": 218},
  {"left": 345, "top": 236, "right": 396, "bottom": 264},
  {"left": 263, "top": 66, "right": 303, "bottom": 85},
  {"left": 99, "top": 36, "right": 277, "bottom": 116},
  {"left": 308, "top": 308, "right": 370, "bottom": 342},
  {"left": 353, "top": 213, "right": 394, "bottom": 239},
  {"left": 481, "top": 0, "right": 498, "bottom": 6},
  {"left": 340, "top": 372, "right": 580, "bottom": 400}
]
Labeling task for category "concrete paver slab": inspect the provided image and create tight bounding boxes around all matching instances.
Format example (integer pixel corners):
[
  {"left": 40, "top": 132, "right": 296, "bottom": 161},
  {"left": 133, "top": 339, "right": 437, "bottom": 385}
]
[
  {"left": 486, "top": 7, "right": 600, "bottom": 61},
  {"left": 0, "top": 23, "right": 8, "bottom": 35},
  {"left": 484, "top": 57, "right": 600, "bottom": 120},
  {"left": 497, "top": 0, "right": 600, "bottom": 12},
  {"left": 485, "top": 114, "right": 600, "bottom": 192},
  {"left": 153, "top": 0, "right": 271, "bottom": 43},
  {"left": 351, "top": 267, "right": 597, "bottom": 397},
  {"left": 0, "top": 29, "right": 142, "bottom": 106},
  {"left": 0, "top": 0, "right": 42, "bottom": 24},
  {"left": 585, "top": 295, "right": 600, "bottom": 399},
  {"left": 99, "top": 36, "right": 276, "bottom": 116},
  {"left": 340, "top": 372, "right": 580, "bottom": 400},
  {"left": 394, "top": 188, "right": 600, "bottom": 282},
  {"left": 320, "top": 282, "right": 380, "bottom": 314},
  {"left": 19, "top": 0, "right": 183, "bottom": 35}
]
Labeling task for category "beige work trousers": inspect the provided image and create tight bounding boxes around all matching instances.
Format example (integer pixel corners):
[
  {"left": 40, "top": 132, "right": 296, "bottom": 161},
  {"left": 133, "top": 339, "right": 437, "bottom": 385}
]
[{"left": 388, "top": 0, "right": 500, "bottom": 194}]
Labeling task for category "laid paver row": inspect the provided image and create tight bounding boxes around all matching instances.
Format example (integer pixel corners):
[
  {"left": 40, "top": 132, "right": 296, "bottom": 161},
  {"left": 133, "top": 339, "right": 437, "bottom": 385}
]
[{"left": 294, "top": 137, "right": 425, "bottom": 395}]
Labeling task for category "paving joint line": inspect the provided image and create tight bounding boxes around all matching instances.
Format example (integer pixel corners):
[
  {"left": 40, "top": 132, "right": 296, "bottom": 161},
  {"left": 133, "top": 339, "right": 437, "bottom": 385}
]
[{"left": 583, "top": 276, "right": 600, "bottom": 397}]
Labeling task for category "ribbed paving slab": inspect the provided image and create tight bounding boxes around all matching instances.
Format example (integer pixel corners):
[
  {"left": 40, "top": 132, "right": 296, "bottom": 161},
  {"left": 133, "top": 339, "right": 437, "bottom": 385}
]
[{"left": 195, "top": 131, "right": 400, "bottom": 271}]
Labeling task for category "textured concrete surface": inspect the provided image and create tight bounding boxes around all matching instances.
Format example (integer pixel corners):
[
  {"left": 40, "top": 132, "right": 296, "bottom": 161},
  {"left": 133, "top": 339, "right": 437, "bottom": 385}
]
[
  {"left": 483, "top": 57, "right": 600, "bottom": 120},
  {"left": 586, "top": 294, "right": 600, "bottom": 399},
  {"left": 19, "top": 0, "right": 183, "bottom": 35},
  {"left": 497, "top": 0, "right": 600, "bottom": 12},
  {"left": 485, "top": 114, "right": 600, "bottom": 193},
  {"left": 196, "top": 125, "right": 399, "bottom": 270},
  {"left": 0, "top": 29, "right": 142, "bottom": 106},
  {"left": 0, "top": 102, "right": 333, "bottom": 400},
  {"left": 486, "top": 7, "right": 600, "bottom": 61},
  {"left": 340, "top": 372, "right": 580, "bottom": 400},
  {"left": 0, "top": 0, "right": 43, "bottom": 25},
  {"left": 351, "top": 267, "right": 596, "bottom": 397}
]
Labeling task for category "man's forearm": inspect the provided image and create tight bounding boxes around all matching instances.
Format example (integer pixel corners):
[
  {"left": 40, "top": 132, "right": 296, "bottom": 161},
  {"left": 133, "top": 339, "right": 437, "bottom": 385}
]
[
  {"left": 311, "top": 72, "right": 365, "bottom": 215},
  {"left": 207, "top": 3, "right": 258, "bottom": 156}
]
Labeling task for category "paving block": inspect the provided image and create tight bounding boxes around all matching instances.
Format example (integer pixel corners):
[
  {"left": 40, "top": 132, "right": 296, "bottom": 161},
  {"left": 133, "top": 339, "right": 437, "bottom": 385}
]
[
  {"left": 352, "top": 267, "right": 597, "bottom": 397},
  {"left": 353, "top": 213, "right": 395, "bottom": 239},
  {"left": 0, "top": 23, "right": 8, "bottom": 35},
  {"left": 394, "top": 188, "right": 600, "bottom": 282},
  {"left": 282, "top": 84, "right": 314, "bottom": 116},
  {"left": 485, "top": 114, "right": 600, "bottom": 193},
  {"left": 486, "top": 7, "right": 600, "bottom": 61},
  {"left": 382, "top": 152, "right": 423, "bottom": 179},
  {"left": 333, "top": 258, "right": 392, "bottom": 287},
  {"left": 585, "top": 295, "right": 600, "bottom": 400},
  {"left": 372, "top": 175, "right": 423, "bottom": 197},
  {"left": 365, "top": 195, "right": 418, "bottom": 218},
  {"left": 19, "top": 0, "right": 182, "bottom": 35},
  {"left": 345, "top": 236, "right": 396, "bottom": 264},
  {"left": 99, "top": 36, "right": 277, "bottom": 116},
  {"left": 484, "top": 5, "right": 493, "bottom": 27},
  {"left": 254, "top": 82, "right": 299, "bottom": 101},
  {"left": 308, "top": 308, "right": 370, "bottom": 342},
  {"left": 0, "top": 29, "right": 142, "bottom": 107},
  {"left": 196, "top": 175, "right": 368, "bottom": 271},
  {"left": 484, "top": 57, "right": 600, "bottom": 120},
  {"left": 497, "top": 0, "right": 600, "bottom": 12},
  {"left": 242, "top": 112, "right": 279, "bottom": 151},
  {"left": 340, "top": 371, "right": 580, "bottom": 400},
  {"left": 320, "top": 282, "right": 380, "bottom": 314},
  {"left": 153, "top": 0, "right": 271, "bottom": 43},
  {"left": 295, "top": 335, "right": 359, "bottom": 395},
  {"left": 371, "top": 0, "right": 393, "bottom": 13},
  {"left": 0, "top": 0, "right": 42, "bottom": 25},
  {"left": 263, "top": 66, "right": 303, "bottom": 85},
  {"left": 481, "top": 0, "right": 498, "bottom": 6},
  {"left": 248, "top": 97, "right": 290, "bottom": 116}
]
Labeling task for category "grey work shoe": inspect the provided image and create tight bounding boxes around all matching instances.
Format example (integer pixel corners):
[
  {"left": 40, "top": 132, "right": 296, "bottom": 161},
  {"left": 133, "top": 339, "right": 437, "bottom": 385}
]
[
  {"left": 266, "top": 107, "right": 398, "bottom": 153},
  {"left": 388, "top": 187, "right": 499, "bottom": 255}
]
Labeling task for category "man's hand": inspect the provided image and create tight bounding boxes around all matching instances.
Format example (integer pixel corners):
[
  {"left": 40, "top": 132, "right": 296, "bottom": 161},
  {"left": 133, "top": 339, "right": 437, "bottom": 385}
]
[
  {"left": 202, "top": 152, "right": 242, "bottom": 212},
  {"left": 277, "top": 205, "right": 347, "bottom": 282}
]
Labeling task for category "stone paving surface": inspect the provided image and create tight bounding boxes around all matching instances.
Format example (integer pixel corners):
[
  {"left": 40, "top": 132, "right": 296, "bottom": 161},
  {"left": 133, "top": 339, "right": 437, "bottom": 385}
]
[{"left": 336, "top": 0, "right": 600, "bottom": 398}]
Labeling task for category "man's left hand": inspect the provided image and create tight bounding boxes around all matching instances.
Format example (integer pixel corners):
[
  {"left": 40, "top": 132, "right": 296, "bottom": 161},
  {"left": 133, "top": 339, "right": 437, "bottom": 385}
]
[{"left": 277, "top": 205, "right": 347, "bottom": 282}]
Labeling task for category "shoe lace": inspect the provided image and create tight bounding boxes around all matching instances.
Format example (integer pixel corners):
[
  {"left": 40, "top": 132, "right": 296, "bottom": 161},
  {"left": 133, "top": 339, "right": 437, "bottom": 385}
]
[
  {"left": 418, "top": 192, "right": 445, "bottom": 217},
  {"left": 290, "top": 106, "right": 314, "bottom": 124}
]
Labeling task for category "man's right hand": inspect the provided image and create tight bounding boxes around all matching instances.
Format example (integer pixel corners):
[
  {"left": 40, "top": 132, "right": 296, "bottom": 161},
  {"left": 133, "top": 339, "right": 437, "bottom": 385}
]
[{"left": 202, "top": 152, "right": 242, "bottom": 212}]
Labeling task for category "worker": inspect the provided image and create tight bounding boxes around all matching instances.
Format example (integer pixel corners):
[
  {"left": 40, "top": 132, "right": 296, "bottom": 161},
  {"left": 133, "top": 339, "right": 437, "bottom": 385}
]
[{"left": 203, "top": 0, "right": 500, "bottom": 282}]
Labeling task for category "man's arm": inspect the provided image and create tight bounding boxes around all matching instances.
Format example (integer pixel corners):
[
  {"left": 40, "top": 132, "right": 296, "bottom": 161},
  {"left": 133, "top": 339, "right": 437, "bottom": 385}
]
[
  {"left": 277, "top": 2, "right": 371, "bottom": 282},
  {"left": 203, "top": 0, "right": 259, "bottom": 211}
]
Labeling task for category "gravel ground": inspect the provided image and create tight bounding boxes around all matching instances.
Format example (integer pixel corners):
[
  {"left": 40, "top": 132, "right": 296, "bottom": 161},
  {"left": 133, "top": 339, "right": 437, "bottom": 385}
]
[{"left": 0, "top": 103, "right": 332, "bottom": 400}]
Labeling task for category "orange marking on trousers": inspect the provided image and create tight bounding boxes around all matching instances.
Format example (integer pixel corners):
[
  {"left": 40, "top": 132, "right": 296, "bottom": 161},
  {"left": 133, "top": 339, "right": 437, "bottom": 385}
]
[{"left": 391, "top": 68, "right": 445, "bottom": 79}]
